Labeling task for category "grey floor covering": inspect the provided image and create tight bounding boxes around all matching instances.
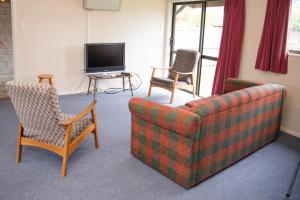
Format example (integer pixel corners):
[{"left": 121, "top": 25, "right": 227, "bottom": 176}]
[{"left": 0, "top": 87, "right": 299, "bottom": 200}]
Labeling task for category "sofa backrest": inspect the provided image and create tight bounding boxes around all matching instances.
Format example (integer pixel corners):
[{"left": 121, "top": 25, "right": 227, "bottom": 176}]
[
  {"left": 190, "top": 90, "right": 249, "bottom": 118},
  {"left": 191, "top": 84, "right": 286, "bottom": 118}
]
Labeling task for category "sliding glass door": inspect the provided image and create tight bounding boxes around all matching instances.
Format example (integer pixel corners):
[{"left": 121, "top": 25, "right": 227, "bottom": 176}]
[
  {"left": 170, "top": 1, "right": 203, "bottom": 86},
  {"left": 170, "top": 1, "right": 224, "bottom": 97}
]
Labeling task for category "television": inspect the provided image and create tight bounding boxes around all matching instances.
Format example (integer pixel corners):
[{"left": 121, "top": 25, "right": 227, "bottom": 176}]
[{"left": 85, "top": 43, "right": 125, "bottom": 73}]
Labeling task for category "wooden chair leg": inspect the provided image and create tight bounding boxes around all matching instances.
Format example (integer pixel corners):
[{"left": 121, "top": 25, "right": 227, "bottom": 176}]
[
  {"left": 148, "top": 68, "right": 156, "bottom": 97},
  {"left": 91, "top": 108, "right": 100, "bottom": 149},
  {"left": 62, "top": 155, "right": 68, "bottom": 177},
  {"left": 16, "top": 124, "right": 23, "bottom": 163},
  {"left": 62, "top": 125, "right": 72, "bottom": 177},
  {"left": 148, "top": 84, "right": 153, "bottom": 97},
  {"left": 170, "top": 74, "right": 179, "bottom": 104},
  {"left": 170, "top": 88, "right": 176, "bottom": 104},
  {"left": 192, "top": 85, "right": 196, "bottom": 98},
  {"left": 191, "top": 73, "right": 196, "bottom": 98},
  {"left": 92, "top": 128, "right": 100, "bottom": 149}
]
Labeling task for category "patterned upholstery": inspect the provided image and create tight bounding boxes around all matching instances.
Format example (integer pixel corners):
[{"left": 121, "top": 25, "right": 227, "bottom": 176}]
[
  {"left": 168, "top": 49, "right": 200, "bottom": 81},
  {"left": 129, "top": 80, "right": 287, "bottom": 188},
  {"left": 6, "top": 81, "right": 92, "bottom": 147}
]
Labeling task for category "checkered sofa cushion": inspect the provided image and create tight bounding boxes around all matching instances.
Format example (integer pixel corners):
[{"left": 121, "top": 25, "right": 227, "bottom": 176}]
[
  {"left": 129, "top": 82, "right": 287, "bottom": 188},
  {"left": 6, "top": 81, "right": 92, "bottom": 147},
  {"left": 223, "top": 78, "right": 263, "bottom": 94}
]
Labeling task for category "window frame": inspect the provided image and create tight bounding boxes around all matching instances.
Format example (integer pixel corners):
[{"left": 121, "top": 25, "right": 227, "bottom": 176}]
[{"left": 288, "top": 0, "right": 300, "bottom": 55}]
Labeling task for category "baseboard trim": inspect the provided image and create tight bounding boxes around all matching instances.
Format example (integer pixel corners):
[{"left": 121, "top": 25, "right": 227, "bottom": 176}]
[{"left": 281, "top": 127, "right": 300, "bottom": 138}]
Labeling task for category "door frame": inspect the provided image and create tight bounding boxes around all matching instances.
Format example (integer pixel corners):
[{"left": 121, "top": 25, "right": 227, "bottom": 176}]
[
  {"left": 169, "top": 1, "right": 205, "bottom": 67},
  {"left": 169, "top": 0, "right": 223, "bottom": 96}
]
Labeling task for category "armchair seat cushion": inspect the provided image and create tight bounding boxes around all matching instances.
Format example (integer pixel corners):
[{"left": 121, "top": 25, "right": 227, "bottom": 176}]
[{"left": 151, "top": 77, "right": 190, "bottom": 88}]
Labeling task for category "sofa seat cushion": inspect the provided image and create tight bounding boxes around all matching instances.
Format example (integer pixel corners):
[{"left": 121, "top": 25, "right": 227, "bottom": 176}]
[{"left": 185, "top": 95, "right": 219, "bottom": 108}]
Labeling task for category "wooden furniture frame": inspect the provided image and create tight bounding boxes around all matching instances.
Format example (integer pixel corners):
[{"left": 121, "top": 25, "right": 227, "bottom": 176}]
[
  {"left": 38, "top": 74, "right": 54, "bottom": 86},
  {"left": 16, "top": 100, "right": 100, "bottom": 177},
  {"left": 148, "top": 67, "right": 195, "bottom": 104},
  {"left": 87, "top": 73, "right": 134, "bottom": 98}
]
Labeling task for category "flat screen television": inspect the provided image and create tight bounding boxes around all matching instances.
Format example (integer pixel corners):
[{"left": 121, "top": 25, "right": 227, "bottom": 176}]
[{"left": 85, "top": 43, "right": 125, "bottom": 73}]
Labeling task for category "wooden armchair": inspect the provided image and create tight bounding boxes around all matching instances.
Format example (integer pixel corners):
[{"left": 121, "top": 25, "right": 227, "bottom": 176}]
[
  {"left": 148, "top": 49, "right": 200, "bottom": 104},
  {"left": 6, "top": 81, "right": 99, "bottom": 177}
]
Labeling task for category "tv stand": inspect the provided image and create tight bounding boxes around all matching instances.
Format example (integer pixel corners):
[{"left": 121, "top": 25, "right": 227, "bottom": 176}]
[{"left": 87, "top": 73, "right": 133, "bottom": 98}]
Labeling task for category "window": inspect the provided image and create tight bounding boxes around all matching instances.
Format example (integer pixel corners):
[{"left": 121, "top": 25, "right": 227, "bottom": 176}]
[{"left": 289, "top": 0, "right": 300, "bottom": 54}]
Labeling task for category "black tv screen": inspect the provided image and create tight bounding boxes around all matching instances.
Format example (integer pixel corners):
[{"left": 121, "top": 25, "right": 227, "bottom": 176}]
[{"left": 85, "top": 43, "right": 125, "bottom": 73}]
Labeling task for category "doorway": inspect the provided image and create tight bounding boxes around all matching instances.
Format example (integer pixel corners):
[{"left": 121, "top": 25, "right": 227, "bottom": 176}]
[
  {"left": 0, "top": 0, "right": 13, "bottom": 99},
  {"left": 169, "top": 1, "right": 224, "bottom": 97}
]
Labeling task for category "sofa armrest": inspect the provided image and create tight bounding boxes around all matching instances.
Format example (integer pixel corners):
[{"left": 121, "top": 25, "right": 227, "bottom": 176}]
[
  {"left": 129, "top": 98, "right": 200, "bottom": 138},
  {"left": 224, "top": 78, "right": 263, "bottom": 94}
]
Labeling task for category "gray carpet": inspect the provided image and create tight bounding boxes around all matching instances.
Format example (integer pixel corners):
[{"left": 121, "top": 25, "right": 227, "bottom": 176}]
[{"left": 0, "top": 88, "right": 300, "bottom": 200}]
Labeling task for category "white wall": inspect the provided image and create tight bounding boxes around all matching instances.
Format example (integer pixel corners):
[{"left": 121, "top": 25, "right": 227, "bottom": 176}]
[
  {"left": 240, "top": 0, "right": 300, "bottom": 137},
  {"left": 12, "top": 0, "right": 167, "bottom": 94},
  {"left": 88, "top": 0, "right": 166, "bottom": 87},
  {"left": 12, "top": 0, "right": 87, "bottom": 94}
]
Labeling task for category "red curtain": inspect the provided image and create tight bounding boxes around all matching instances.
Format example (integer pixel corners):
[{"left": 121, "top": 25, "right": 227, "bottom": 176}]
[
  {"left": 212, "top": 0, "right": 245, "bottom": 95},
  {"left": 255, "top": 0, "right": 291, "bottom": 74}
]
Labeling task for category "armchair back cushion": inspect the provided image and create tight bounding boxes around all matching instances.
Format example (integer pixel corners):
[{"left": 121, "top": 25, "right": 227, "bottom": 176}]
[
  {"left": 6, "top": 81, "right": 66, "bottom": 146},
  {"left": 168, "top": 49, "right": 200, "bottom": 82}
]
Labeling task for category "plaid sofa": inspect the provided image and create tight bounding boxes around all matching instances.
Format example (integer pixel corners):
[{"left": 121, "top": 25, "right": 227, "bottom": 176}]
[{"left": 129, "top": 79, "right": 287, "bottom": 189}]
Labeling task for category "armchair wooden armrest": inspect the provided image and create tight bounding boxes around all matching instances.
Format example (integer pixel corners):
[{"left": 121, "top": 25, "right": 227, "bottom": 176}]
[
  {"left": 150, "top": 67, "right": 172, "bottom": 79},
  {"left": 61, "top": 100, "right": 97, "bottom": 126},
  {"left": 151, "top": 66, "right": 172, "bottom": 70}
]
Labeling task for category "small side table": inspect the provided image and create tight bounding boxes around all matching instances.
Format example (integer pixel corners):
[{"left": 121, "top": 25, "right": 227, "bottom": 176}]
[
  {"left": 87, "top": 73, "right": 134, "bottom": 98},
  {"left": 38, "top": 74, "right": 54, "bottom": 86}
]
